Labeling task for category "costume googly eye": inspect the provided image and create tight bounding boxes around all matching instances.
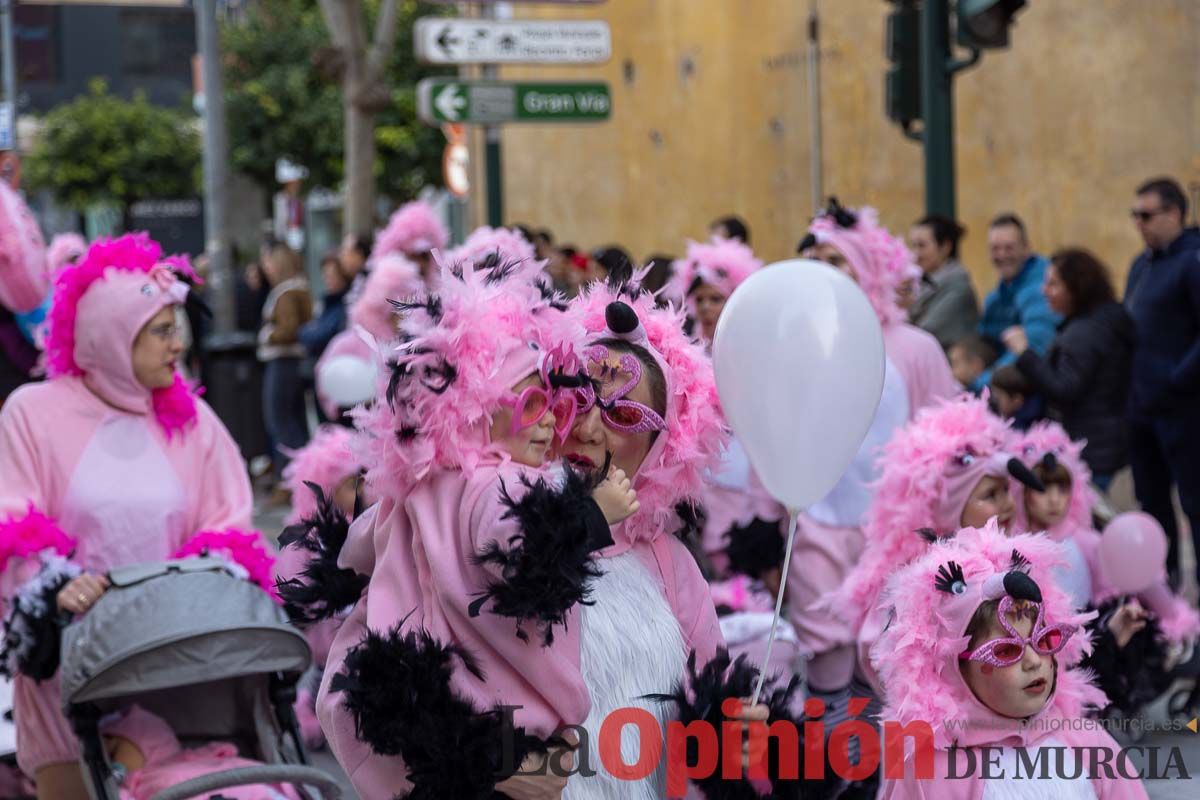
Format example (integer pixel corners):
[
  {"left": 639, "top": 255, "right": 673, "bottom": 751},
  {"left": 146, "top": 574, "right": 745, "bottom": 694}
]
[
  {"left": 527, "top": 342, "right": 540, "bottom": 351},
  {"left": 934, "top": 561, "right": 968, "bottom": 595},
  {"left": 140, "top": 285, "right": 155, "bottom": 297},
  {"left": 955, "top": 453, "right": 976, "bottom": 467},
  {"left": 1023, "top": 445, "right": 1036, "bottom": 456}
]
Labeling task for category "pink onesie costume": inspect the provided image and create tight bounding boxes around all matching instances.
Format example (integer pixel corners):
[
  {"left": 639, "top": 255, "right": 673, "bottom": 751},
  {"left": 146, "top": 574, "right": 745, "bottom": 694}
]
[
  {"left": 103, "top": 705, "right": 301, "bottom": 800},
  {"left": 0, "top": 235, "right": 260, "bottom": 776},
  {"left": 875, "top": 523, "right": 1146, "bottom": 800}
]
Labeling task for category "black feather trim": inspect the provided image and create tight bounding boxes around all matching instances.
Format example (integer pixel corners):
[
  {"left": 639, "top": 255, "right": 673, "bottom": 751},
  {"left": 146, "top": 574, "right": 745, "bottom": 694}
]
[
  {"left": 468, "top": 463, "right": 612, "bottom": 645},
  {"left": 275, "top": 482, "right": 368, "bottom": 625},
  {"left": 0, "top": 556, "right": 79, "bottom": 681},
  {"left": 1084, "top": 598, "right": 1173, "bottom": 714},
  {"left": 646, "top": 649, "right": 837, "bottom": 800},
  {"left": 723, "top": 517, "right": 785, "bottom": 579},
  {"left": 331, "top": 622, "right": 558, "bottom": 799}
]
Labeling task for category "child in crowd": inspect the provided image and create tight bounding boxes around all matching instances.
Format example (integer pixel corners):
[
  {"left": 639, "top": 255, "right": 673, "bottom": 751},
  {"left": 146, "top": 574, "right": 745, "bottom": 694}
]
[
  {"left": 876, "top": 522, "right": 1147, "bottom": 799},
  {"left": 948, "top": 334, "right": 998, "bottom": 393},
  {"left": 991, "top": 364, "right": 1044, "bottom": 431}
]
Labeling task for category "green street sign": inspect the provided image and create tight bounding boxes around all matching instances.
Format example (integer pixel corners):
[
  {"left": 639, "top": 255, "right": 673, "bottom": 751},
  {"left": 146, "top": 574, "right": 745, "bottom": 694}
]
[{"left": 417, "top": 79, "right": 611, "bottom": 125}]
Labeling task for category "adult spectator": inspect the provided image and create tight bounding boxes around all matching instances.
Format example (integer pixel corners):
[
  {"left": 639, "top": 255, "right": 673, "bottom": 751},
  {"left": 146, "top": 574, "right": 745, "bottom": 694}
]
[
  {"left": 1003, "top": 248, "right": 1133, "bottom": 489},
  {"left": 975, "top": 213, "right": 1061, "bottom": 390},
  {"left": 709, "top": 214, "right": 750, "bottom": 244},
  {"left": 1123, "top": 177, "right": 1200, "bottom": 586},
  {"left": 907, "top": 214, "right": 980, "bottom": 350},
  {"left": 339, "top": 232, "right": 373, "bottom": 305},
  {"left": 299, "top": 253, "right": 351, "bottom": 359},
  {"left": 257, "top": 244, "right": 313, "bottom": 497}
]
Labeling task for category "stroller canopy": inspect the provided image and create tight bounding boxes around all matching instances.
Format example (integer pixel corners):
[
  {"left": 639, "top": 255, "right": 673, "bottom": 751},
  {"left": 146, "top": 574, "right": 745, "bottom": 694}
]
[{"left": 60, "top": 558, "right": 310, "bottom": 707}]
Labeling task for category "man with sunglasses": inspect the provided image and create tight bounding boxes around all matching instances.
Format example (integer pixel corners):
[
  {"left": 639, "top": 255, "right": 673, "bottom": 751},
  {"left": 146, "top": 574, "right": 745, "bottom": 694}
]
[{"left": 1124, "top": 176, "right": 1200, "bottom": 590}]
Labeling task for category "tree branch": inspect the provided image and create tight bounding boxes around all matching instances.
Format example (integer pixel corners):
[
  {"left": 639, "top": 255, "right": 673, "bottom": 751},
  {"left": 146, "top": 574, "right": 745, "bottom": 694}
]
[
  {"left": 318, "top": 0, "right": 367, "bottom": 59},
  {"left": 365, "top": 0, "right": 401, "bottom": 85}
]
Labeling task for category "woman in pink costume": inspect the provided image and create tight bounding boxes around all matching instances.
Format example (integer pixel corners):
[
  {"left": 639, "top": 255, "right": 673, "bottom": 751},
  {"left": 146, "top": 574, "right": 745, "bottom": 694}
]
[
  {"left": 876, "top": 521, "right": 1146, "bottom": 799},
  {"left": 1012, "top": 421, "right": 1199, "bottom": 713},
  {"left": 0, "top": 234, "right": 267, "bottom": 799},
  {"left": 799, "top": 198, "right": 957, "bottom": 418}
]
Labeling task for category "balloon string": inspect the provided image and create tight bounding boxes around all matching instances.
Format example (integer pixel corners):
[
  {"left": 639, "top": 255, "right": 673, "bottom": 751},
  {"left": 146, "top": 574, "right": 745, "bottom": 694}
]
[{"left": 751, "top": 507, "right": 800, "bottom": 708}]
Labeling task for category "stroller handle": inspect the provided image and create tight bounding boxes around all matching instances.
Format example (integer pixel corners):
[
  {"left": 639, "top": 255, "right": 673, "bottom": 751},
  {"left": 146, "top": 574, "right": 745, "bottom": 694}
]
[{"left": 148, "top": 764, "right": 343, "bottom": 800}]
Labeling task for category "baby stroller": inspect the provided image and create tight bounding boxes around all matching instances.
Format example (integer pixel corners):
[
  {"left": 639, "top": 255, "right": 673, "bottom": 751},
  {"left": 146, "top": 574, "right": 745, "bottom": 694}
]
[{"left": 59, "top": 557, "right": 343, "bottom": 800}]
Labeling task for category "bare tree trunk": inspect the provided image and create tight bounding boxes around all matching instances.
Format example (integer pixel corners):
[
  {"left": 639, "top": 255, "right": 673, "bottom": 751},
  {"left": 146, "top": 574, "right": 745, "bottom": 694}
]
[{"left": 318, "top": 0, "right": 401, "bottom": 237}]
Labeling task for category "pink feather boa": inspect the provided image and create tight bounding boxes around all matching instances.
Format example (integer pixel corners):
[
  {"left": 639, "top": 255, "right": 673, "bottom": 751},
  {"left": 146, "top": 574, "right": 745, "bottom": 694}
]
[
  {"left": 348, "top": 253, "right": 424, "bottom": 342},
  {"left": 282, "top": 425, "right": 361, "bottom": 524},
  {"left": 0, "top": 506, "right": 76, "bottom": 576},
  {"left": 173, "top": 529, "right": 278, "bottom": 601},
  {"left": 450, "top": 226, "right": 536, "bottom": 266}
]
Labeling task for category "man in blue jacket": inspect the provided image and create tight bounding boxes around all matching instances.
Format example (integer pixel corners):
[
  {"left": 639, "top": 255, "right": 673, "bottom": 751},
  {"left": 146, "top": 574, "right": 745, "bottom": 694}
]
[
  {"left": 975, "top": 213, "right": 1061, "bottom": 391},
  {"left": 1125, "top": 177, "right": 1200, "bottom": 588}
]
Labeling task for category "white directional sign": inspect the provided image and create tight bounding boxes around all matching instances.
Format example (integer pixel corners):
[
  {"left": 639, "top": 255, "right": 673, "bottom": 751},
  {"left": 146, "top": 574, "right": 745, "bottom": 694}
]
[{"left": 414, "top": 19, "right": 611, "bottom": 65}]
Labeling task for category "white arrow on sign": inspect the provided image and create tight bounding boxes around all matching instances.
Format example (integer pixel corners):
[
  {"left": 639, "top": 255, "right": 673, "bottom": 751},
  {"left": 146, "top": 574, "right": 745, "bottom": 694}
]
[
  {"left": 434, "top": 84, "right": 467, "bottom": 121},
  {"left": 415, "top": 18, "right": 611, "bottom": 65}
]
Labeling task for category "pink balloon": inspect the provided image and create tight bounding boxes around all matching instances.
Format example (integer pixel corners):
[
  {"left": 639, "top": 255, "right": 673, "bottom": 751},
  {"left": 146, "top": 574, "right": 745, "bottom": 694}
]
[{"left": 1099, "top": 512, "right": 1169, "bottom": 594}]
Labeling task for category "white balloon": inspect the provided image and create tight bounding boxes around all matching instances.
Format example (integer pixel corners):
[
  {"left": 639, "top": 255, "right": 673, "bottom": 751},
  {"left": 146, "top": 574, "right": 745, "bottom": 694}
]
[
  {"left": 712, "top": 260, "right": 886, "bottom": 510},
  {"left": 318, "top": 354, "right": 379, "bottom": 408}
]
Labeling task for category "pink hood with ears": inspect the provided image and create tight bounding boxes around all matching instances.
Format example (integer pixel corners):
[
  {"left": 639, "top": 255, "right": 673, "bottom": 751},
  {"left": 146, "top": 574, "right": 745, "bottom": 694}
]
[
  {"left": 45, "top": 234, "right": 199, "bottom": 436},
  {"left": 873, "top": 521, "right": 1105, "bottom": 750},
  {"left": 373, "top": 200, "right": 448, "bottom": 258},
  {"left": 1011, "top": 421, "right": 1096, "bottom": 539},
  {"left": 347, "top": 253, "right": 424, "bottom": 342},
  {"left": 665, "top": 236, "right": 762, "bottom": 311},
  {"left": 807, "top": 205, "right": 916, "bottom": 328},
  {"left": 832, "top": 393, "right": 1016, "bottom": 629},
  {"left": 571, "top": 276, "right": 727, "bottom": 552}
]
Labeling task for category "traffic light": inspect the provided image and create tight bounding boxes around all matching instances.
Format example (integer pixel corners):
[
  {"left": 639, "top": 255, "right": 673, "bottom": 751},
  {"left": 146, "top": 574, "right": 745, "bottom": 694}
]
[
  {"left": 957, "top": 0, "right": 1027, "bottom": 49},
  {"left": 885, "top": 1, "right": 920, "bottom": 127}
]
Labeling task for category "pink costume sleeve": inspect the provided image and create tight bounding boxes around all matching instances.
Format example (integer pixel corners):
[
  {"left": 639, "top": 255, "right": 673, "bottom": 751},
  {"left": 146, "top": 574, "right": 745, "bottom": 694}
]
[
  {"left": 0, "top": 394, "right": 74, "bottom": 602},
  {"left": 652, "top": 535, "right": 724, "bottom": 667},
  {"left": 883, "top": 324, "right": 959, "bottom": 419},
  {"left": 336, "top": 499, "right": 385, "bottom": 579}
]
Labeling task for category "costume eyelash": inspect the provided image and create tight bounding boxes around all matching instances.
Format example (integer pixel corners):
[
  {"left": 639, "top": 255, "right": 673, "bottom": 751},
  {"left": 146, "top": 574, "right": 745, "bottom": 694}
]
[
  {"left": 916, "top": 527, "right": 940, "bottom": 544},
  {"left": 1010, "top": 549, "right": 1031, "bottom": 573},
  {"left": 421, "top": 358, "right": 457, "bottom": 394},
  {"left": 389, "top": 295, "right": 444, "bottom": 322},
  {"left": 934, "top": 561, "right": 966, "bottom": 594}
]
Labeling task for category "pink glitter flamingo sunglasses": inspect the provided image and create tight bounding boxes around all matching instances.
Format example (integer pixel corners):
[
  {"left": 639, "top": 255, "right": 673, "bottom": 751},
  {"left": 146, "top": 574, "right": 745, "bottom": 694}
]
[
  {"left": 958, "top": 595, "right": 1077, "bottom": 668},
  {"left": 498, "top": 343, "right": 586, "bottom": 443},
  {"left": 570, "top": 345, "right": 667, "bottom": 435}
]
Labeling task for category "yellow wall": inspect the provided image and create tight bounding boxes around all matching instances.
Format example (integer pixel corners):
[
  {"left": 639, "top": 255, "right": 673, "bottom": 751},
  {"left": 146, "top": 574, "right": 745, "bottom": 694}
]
[{"left": 490, "top": 0, "right": 1200, "bottom": 295}]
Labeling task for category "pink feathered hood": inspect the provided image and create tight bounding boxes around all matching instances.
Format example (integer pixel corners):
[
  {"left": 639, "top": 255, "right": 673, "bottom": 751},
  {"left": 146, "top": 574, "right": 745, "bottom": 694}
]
[
  {"left": 1011, "top": 421, "right": 1096, "bottom": 540},
  {"left": 874, "top": 521, "right": 1104, "bottom": 749},
  {"left": 451, "top": 226, "right": 536, "bottom": 266},
  {"left": 571, "top": 275, "right": 727, "bottom": 552},
  {"left": 45, "top": 233, "right": 200, "bottom": 437},
  {"left": 0, "top": 182, "right": 49, "bottom": 314},
  {"left": 805, "top": 202, "right": 918, "bottom": 328},
  {"left": 347, "top": 252, "right": 424, "bottom": 342},
  {"left": 372, "top": 200, "right": 449, "bottom": 258},
  {"left": 353, "top": 254, "right": 581, "bottom": 500},
  {"left": 834, "top": 393, "right": 1018, "bottom": 627},
  {"left": 664, "top": 236, "right": 762, "bottom": 311},
  {"left": 283, "top": 425, "right": 363, "bottom": 524}
]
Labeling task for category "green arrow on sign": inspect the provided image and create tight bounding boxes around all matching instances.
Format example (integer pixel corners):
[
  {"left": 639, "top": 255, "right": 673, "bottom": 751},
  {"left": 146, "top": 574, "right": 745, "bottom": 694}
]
[{"left": 417, "top": 79, "right": 611, "bottom": 125}]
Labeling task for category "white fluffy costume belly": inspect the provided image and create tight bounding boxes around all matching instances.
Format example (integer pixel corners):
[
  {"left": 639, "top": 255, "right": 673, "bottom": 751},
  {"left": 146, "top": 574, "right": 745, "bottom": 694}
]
[{"left": 565, "top": 552, "right": 687, "bottom": 799}]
